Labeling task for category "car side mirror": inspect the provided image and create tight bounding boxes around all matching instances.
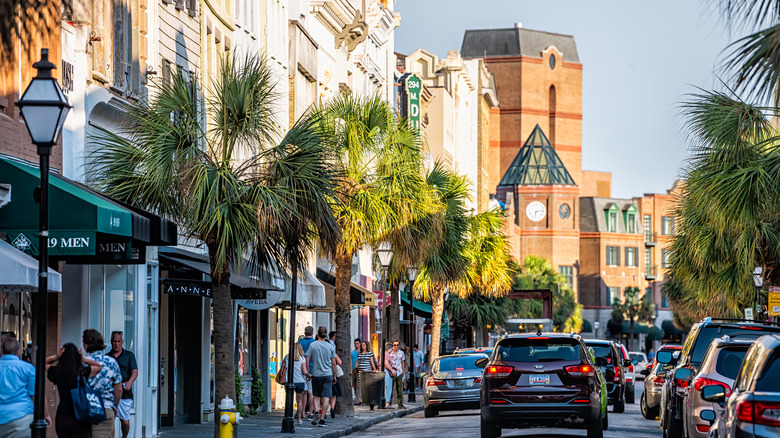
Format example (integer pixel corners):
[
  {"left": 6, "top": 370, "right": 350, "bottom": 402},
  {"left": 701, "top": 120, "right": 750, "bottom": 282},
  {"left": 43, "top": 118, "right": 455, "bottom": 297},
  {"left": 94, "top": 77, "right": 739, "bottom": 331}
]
[
  {"left": 674, "top": 368, "right": 692, "bottom": 381},
  {"left": 595, "top": 357, "right": 609, "bottom": 367},
  {"left": 639, "top": 369, "right": 650, "bottom": 376},
  {"left": 623, "top": 359, "right": 632, "bottom": 367},
  {"left": 475, "top": 357, "right": 488, "bottom": 368},
  {"left": 656, "top": 370, "right": 667, "bottom": 378},
  {"left": 656, "top": 351, "right": 673, "bottom": 364},
  {"left": 632, "top": 359, "right": 638, "bottom": 365},
  {"left": 700, "top": 409, "right": 716, "bottom": 424},
  {"left": 701, "top": 385, "right": 726, "bottom": 403}
]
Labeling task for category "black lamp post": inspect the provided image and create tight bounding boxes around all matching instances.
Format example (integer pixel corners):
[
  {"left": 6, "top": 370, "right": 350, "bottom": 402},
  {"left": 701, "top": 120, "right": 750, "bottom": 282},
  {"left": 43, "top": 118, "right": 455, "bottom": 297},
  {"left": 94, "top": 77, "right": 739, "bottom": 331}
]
[
  {"left": 407, "top": 268, "right": 417, "bottom": 402},
  {"left": 376, "top": 242, "right": 393, "bottom": 409},
  {"left": 753, "top": 267, "right": 763, "bottom": 322},
  {"left": 15, "top": 48, "right": 71, "bottom": 438},
  {"left": 281, "top": 260, "right": 300, "bottom": 433}
]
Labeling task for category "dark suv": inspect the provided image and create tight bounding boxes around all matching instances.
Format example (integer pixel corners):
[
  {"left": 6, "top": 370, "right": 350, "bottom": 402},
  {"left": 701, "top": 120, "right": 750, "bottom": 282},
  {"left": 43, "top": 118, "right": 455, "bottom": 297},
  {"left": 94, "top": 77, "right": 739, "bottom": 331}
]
[
  {"left": 658, "top": 318, "right": 780, "bottom": 438},
  {"left": 478, "top": 332, "right": 607, "bottom": 438},
  {"left": 584, "top": 340, "right": 628, "bottom": 413}
]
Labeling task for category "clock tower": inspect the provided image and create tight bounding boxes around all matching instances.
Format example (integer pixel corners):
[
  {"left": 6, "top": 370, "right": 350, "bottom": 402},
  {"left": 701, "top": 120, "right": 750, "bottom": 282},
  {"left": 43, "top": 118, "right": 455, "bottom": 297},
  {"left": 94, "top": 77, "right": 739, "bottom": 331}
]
[{"left": 496, "top": 125, "right": 580, "bottom": 291}]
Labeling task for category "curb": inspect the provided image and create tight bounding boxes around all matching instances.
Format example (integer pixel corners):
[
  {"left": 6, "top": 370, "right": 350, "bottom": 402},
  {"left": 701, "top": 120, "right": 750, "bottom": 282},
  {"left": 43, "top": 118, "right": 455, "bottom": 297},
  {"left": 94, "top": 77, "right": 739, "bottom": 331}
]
[{"left": 311, "top": 406, "right": 424, "bottom": 438}]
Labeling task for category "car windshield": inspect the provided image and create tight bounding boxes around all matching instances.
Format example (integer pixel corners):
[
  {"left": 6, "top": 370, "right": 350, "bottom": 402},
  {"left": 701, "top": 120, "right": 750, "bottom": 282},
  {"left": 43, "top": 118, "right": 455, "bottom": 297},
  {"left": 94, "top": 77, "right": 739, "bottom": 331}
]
[
  {"left": 755, "top": 352, "right": 780, "bottom": 391},
  {"left": 588, "top": 345, "right": 614, "bottom": 364},
  {"left": 715, "top": 347, "right": 749, "bottom": 378},
  {"left": 437, "top": 356, "right": 483, "bottom": 372},
  {"left": 497, "top": 339, "right": 581, "bottom": 362},
  {"left": 692, "top": 326, "right": 779, "bottom": 364},
  {"left": 630, "top": 353, "right": 645, "bottom": 362}
]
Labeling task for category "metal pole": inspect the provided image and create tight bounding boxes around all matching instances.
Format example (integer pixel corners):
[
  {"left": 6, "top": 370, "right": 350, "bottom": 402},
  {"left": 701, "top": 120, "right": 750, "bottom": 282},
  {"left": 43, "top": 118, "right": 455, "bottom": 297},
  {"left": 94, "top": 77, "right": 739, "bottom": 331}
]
[
  {"left": 408, "top": 286, "right": 415, "bottom": 402},
  {"left": 31, "top": 149, "right": 50, "bottom": 438},
  {"left": 281, "top": 264, "right": 299, "bottom": 433},
  {"left": 378, "top": 267, "right": 387, "bottom": 409}
]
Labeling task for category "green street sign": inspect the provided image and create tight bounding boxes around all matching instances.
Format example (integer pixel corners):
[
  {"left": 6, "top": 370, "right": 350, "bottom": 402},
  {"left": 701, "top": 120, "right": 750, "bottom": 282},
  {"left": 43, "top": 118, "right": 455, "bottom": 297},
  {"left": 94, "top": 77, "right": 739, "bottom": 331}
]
[{"left": 404, "top": 73, "right": 422, "bottom": 132}]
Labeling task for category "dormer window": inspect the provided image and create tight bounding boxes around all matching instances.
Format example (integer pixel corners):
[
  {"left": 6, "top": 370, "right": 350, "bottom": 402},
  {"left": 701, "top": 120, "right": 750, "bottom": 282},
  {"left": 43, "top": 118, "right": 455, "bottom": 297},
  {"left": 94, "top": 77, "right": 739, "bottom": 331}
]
[
  {"left": 623, "top": 204, "right": 638, "bottom": 233},
  {"left": 604, "top": 203, "right": 620, "bottom": 232}
]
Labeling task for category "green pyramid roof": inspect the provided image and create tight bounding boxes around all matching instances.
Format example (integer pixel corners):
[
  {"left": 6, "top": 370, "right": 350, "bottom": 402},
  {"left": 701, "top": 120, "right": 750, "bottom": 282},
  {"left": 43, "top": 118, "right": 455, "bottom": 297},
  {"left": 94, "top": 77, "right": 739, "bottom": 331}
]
[{"left": 497, "top": 124, "right": 575, "bottom": 186}]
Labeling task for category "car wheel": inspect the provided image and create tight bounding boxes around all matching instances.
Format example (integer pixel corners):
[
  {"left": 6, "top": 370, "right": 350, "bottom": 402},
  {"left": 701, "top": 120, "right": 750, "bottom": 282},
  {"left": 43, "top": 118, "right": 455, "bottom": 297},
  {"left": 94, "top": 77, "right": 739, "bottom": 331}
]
[
  {"left": 640, "top": 392, "right": 658, "bottom": 419},
  {"left": 480, "top": 415, "right": 500, "bottom": 438},
  {"left": 424, "top": 407, "right": 437, "bottom": 418},
  {"left": 587, "top": 415, "right": 604, "bottom": 438},
  {"left": 602, "top": 410, "right": 609, "bottom": 430},
  {"left": 614, "top": 392, "right": 626, "bottom": 413},
  {"left": 626, "top": 385, "right": 636, "bottom": 404}
]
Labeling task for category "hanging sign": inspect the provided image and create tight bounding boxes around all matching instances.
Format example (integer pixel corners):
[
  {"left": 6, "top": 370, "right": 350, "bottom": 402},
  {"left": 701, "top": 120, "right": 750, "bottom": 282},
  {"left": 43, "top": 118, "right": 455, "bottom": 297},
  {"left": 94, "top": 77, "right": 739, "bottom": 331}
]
[
  {"left": 768, "top": 286, "right": 780, "bottom": 316},
  {"left": 162, "top": 279, "right": 212, "bottom": 298},
  {"left": 401, "top": 73, "right": 422, "bottom": 132},
  {"left": 236, "top": 289, "right": 284, "bottom": 310}
]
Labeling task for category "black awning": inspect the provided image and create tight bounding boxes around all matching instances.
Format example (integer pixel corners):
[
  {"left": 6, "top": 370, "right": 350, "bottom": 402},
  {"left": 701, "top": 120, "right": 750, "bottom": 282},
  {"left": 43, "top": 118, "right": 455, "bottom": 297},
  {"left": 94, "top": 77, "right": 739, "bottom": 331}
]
[{"left": 315, "top": 268, "right": 365, "bottom": 305}]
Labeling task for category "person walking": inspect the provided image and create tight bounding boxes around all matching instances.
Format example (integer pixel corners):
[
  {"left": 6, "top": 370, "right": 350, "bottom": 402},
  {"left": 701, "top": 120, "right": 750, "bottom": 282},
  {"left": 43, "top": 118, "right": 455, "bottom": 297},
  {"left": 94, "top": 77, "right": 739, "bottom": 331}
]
[
  {"left": 46, "top": 343, "right": 102, "bottom": 438},
  {"left": 282, "top": 342, "right": 310, "bottom": 424},
  {"left": 327, "top": 331, "right": 343, "bottom": 419},
  {"left": 305, "top": 327, "right": 337, "bottom": 427},
  {"left": 0, "top": 338, "right": 50, "bottom": 437},
  {"left": 355, "top": 341, "right": 377, "bottom": 406},
  {"left": 298, "top": 326, "right": 315, "bottom": 419},
  {"left": 383, "top": 342, "right": 393, "bottom": 408},
  {"left": 413, "top": 344, "right": 425, "bottom": 390},
  {"left": 107, "top": 331, "right": 137, "bottom": 438},
  {"left": 83, "top": 329, "right": 121, "bottom": 438},
  {"left": 350, "top": 338, "right": 360, "bottom": 405},
  {"left": 388, "top": 340, "right": 405, "bottom": 408}
]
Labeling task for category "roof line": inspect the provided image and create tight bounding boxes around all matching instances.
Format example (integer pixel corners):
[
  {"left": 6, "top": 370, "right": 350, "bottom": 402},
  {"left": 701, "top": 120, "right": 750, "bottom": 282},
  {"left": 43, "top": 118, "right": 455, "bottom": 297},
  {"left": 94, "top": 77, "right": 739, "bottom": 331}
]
[{"left": 463, "top": 27, "right": 575, "bottom": 39}]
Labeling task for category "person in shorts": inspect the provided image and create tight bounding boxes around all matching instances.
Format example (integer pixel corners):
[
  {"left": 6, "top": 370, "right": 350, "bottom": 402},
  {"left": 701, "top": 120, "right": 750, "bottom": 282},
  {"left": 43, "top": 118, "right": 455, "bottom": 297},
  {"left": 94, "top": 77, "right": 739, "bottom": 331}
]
[
  {"left": 298, "top": 326, "right": 315, "bottom": 419},
  {"left": 284, "top": 342, "right": 310, "bottom": 424},
  {"left": 305, "top": 327, "right": 337, "bottom": 427},
  {"left": 327, "top": 331, "right": 343, "bottom": 418},
  {"left": 108, "top": 331, "right": 137, "bottom": 438}
]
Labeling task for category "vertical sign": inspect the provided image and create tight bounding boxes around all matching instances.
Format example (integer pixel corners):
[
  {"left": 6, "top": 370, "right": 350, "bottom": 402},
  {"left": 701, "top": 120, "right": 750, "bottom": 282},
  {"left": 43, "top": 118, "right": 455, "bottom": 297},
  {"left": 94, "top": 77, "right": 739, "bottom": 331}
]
[
  {"left": 769, "top": 286, "right": 780, "bottom": 316},
  {"left": 403, "top": 73, "right": 422, "bottom": 132}
]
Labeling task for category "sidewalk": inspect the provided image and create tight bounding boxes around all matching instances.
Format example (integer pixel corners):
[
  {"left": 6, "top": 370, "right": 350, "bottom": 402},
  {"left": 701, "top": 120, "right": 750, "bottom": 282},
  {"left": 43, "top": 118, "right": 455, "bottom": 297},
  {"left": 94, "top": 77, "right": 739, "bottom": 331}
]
[{"left": 158, "top": 400, "right": 423, "bottom": 438}]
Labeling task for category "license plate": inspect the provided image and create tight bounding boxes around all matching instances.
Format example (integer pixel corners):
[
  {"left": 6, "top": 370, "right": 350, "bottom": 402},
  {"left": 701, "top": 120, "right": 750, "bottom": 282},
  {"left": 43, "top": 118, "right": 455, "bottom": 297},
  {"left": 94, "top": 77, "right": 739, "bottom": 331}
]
[
  {"left": 452, "top": 379, "right": 472, "bottom": 387},
  {"left": 530, "top": 374, "right": 550, "bottom": 385}
]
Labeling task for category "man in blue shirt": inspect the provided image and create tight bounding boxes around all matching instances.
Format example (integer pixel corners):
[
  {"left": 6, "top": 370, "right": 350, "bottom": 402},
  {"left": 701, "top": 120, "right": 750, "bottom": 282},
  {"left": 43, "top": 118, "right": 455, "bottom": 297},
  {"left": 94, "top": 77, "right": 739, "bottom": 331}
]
[
  {"left": 350, "top": 338, "right": 360, "bottom": 404},
  {"left": 0, "top": 338, "right": 51, "bottom": 436}
]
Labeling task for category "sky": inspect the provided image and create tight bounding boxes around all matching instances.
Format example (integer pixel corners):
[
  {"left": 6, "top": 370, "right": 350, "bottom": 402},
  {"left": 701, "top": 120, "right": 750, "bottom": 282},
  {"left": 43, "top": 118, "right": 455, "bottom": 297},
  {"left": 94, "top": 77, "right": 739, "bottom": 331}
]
[{"left": 395, "top": 0, "right": 736, "bottom": 198}]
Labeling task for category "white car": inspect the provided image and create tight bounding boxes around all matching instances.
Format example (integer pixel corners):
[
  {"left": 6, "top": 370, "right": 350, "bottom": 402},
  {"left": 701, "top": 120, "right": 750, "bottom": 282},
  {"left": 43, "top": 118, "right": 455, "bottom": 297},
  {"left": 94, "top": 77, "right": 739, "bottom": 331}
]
[{"left": 629, "top": 351, "right": 649, "bottom": 379}]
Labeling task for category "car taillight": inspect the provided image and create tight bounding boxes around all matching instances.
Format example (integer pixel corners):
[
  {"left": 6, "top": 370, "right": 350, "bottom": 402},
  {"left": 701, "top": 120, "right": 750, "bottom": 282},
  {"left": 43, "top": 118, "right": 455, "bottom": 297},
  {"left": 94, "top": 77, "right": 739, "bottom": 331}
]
[
  {"left": 565, "top": 364, "right": 595, "bottom": 377},
  {"left": 474, "top": 377, "right": 482, "bottom": 384},
  {"left": 485, "top": 365, "right": 513, "bottom": 378},
  {"left": 613, "top": 366, "right": 621, "bottom": 382},
  {"left": 653, "top": 376, "right": 666, "bottom": 385},
  {"left": 696, "top": 425, "right": 710, "bottom": 433},
  {"left": 628, "top": 364, "right": 634, "bottom": 373},
  {"left": 693, "top": 377, "right": 732, "bottom": 397},
  {"left": 736, "top": 400, "right": 780, "bottom": 427},
  {"left": 427, "top": 378, "right": 446, "bottom": 386}
]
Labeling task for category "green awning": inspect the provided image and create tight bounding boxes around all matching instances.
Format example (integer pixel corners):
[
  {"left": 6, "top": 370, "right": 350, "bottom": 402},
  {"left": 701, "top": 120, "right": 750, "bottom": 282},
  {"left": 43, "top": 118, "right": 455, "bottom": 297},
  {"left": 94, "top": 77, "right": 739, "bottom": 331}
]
[
  {"left": 0, "top": 158, "right": 139, "bottom": 259},
  {"left": 581, "top": 319, "right": 593, "bottom": 333},
  {"left": 621, "top": 321, "right": 651, "bottom": 334},
  {"left": 400, "top": 291, "right": 433, "bottom": 317}
]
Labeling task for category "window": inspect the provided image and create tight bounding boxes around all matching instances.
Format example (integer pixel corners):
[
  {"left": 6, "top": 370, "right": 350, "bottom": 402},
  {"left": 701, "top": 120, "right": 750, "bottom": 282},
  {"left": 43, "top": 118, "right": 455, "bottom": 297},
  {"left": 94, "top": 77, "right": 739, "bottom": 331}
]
[
  {"left": 627, "top": 214, "right": 636, "bottom": 233},
  {"left": 609, "top": 212, "right": 617, "bottom": 232},
  {"left": 661, "top": 249, "right": 671, "bottom": 268},
  {"left": 606, "top": 246, "right": 620, "bottom": 266},
  {"left": 625, "top": 247, "right": 638, "bottom": 267},
  {"left": 644, "top": 215, "right": 652, "bottom": 240},
  {"left": 558, "top": 266, "right": 573, "bottom": 286},
  {"left": 662, "top": 216, "right": 675, "bottom": 235},
  {"left": 549, "top": 54, "right": 556, "bottom": 70},
  {"left": 606, "top": 287, "right": 620, "bottom": 305},
  {"left": 661, "top": 292, "right": 669, "bottom": 308}
]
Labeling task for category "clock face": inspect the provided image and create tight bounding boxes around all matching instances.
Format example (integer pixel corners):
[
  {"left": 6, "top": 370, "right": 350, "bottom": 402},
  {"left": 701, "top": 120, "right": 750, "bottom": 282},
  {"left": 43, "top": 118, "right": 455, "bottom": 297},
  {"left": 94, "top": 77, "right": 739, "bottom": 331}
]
[
  {"left": 526, "top": 201, "right": 546, "bottom": 222},
  {"left": 559, "top": 203, "right": 571, "bottom": 220}
]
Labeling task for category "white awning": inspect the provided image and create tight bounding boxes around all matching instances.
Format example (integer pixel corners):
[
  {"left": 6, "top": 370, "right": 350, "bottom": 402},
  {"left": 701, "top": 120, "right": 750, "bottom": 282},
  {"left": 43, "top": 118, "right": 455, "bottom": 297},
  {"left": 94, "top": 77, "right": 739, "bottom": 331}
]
[
  {"left": 0, "top": 238, "right": 62, "bottom": 292},
  {"left": 274, "top": 266, "right": 326, "bottom": 309}
]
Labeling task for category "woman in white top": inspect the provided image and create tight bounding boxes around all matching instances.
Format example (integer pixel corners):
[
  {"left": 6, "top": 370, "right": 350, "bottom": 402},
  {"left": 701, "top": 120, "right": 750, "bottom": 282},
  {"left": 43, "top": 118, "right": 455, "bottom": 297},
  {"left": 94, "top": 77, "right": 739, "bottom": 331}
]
[{"left": 283, "top": 342, "right": 310, "bottom": 424}]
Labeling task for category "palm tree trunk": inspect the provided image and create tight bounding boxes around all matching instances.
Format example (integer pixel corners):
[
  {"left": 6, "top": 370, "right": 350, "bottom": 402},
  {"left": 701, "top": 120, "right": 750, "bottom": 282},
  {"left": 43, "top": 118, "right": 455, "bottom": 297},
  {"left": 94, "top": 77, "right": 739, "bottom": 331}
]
[
  {"left": 429, "top": 286, "right": 445, "bottom": 367},
  {"left": 333, "top": 246, "right": 355, "bottom": 417},
  {"left": 389, "top": 280, "right": 401, "bottom": 345},
  {"left": 210, "top": 260, "right": 235, "bottom": 437}
]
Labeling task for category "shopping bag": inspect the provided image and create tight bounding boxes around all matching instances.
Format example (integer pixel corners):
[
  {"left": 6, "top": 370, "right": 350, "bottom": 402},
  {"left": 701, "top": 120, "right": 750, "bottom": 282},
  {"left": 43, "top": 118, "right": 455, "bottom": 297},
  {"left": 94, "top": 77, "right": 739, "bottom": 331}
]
[{"left": 71, "top": 375, "right": 106, "bottom": 425}]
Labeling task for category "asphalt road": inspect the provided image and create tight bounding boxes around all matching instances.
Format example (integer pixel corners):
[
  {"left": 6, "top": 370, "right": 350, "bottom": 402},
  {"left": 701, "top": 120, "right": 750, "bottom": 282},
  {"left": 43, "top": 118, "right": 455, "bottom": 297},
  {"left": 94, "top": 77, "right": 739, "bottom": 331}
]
[{"left": 350, "top": 382, "right": 662, "bottom": 438}]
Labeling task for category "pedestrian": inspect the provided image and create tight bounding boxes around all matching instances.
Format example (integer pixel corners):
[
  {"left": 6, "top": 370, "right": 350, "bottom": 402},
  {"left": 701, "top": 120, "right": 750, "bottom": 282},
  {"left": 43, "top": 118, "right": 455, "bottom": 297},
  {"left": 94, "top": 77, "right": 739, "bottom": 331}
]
[
  {"left": 350, "top": 338, "right": 360, "bottom": 405},
  {"left": 413, "top": 344, "right": 425, "bottom": 390},
  {"left": 46, "top": 343, "right": 102, "bottom": 438},
  {"left": 298, "top": 326, "right": 315, "bottom": 419},
  {"left": 327, "top": 331, "right": 343, "bottom": 419},
  {"left": 0, "top": 338, "right": 51, "bottom": 437},
  {"left": 107, "top": 331, "right": 137, "bottom": 438},
  {"left": 83, "top": 329, "right": 122, "bottom": 438},
  {"left": 355, "top": 341, "right": 377, "bottom": 406},
  {"left": 305, "top": 327, "right": 338, "bottom": 427},
  {"left": 282, "top": 342, "right": 310, "bottom": 424},
  {"left": 383, "top": 341, "right": 393, "bottom": 408},
  {"left": 388, "top": 340, "right": 405, "bottom": 408},
  {"left": 424, "top": 344, "right": 431, "bottom": 372}
]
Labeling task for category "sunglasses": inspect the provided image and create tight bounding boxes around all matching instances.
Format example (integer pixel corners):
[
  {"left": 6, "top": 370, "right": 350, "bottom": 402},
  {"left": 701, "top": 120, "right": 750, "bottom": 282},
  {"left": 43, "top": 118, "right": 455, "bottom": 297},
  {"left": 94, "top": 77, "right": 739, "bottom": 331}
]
[{"left": 393, "top": 344, "right": 399, "bottom": 346}]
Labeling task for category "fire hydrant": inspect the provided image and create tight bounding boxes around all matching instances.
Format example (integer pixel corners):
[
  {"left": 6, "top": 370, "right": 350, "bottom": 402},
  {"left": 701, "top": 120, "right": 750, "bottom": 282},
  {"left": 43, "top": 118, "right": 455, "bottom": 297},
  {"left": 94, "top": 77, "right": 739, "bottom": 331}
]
[{"left": 219, "top": 395, "right": 242, "bottom": 438}]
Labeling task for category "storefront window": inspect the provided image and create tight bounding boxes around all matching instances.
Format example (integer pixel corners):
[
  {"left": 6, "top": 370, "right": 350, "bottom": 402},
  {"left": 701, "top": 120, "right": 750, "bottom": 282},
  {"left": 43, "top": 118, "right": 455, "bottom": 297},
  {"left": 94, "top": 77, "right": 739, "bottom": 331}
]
[
  {"left": 1, "top": 291, "right": 32, "bottom": 359},
  {"left": 236, "top": 308, "right": 250, "bottom": 375},
  {"left": 146, "top": 263, "right": 159, "bottom": 387},
  {"left": 88, "top": 265, "right": 136, "bottom": 351}
]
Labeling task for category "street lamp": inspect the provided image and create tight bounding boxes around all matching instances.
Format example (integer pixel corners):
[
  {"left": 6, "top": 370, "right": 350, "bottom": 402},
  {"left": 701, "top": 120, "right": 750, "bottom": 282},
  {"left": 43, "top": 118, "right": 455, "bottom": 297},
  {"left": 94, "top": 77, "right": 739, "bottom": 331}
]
[
  {"left": 753, "top": 267, "right": 763, "bottom": 321},
  {"left": 15, "top": 48, "right": 71, "bottom": 438},
  {"left": 376, "top": 242, "right": 392, "bottom": 409},
  {"left": 594, "top": 321, "right": 601, "bottom": 339},
  {"left": 407, "top": 267, "right": 417, "bottom": 402}
]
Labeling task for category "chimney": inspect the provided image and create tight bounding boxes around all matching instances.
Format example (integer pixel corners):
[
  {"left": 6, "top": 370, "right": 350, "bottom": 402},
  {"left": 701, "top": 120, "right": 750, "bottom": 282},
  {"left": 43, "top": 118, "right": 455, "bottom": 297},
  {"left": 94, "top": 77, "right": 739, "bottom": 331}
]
[{"left": 515, "top": 22, "right": 523, "bottom": 29}]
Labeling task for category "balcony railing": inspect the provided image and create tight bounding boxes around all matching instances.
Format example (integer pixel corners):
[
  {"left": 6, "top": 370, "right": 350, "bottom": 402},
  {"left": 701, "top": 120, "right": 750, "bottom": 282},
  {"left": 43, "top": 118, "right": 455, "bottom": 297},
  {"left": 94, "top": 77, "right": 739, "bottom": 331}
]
[
  {"left": 646, "top": 265, "right": 658, "bottom": 280},
  {"left": 645, "top": 232, "right": 657, "bottom": 246}
]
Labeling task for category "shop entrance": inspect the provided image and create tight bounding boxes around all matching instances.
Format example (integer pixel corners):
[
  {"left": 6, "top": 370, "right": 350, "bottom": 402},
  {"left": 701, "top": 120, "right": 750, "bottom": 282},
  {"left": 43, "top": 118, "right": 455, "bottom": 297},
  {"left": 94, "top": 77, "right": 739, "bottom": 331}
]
[{"left": 161, "top": 294, "right": 203, "bottom": 425}]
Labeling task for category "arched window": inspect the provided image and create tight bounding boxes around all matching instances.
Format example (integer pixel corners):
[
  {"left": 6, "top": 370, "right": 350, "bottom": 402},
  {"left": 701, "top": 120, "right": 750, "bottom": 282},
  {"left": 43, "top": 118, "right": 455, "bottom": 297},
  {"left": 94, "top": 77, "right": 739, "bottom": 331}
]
[{"left": 548, "top": 85, "right": 556, "bottom": 145}]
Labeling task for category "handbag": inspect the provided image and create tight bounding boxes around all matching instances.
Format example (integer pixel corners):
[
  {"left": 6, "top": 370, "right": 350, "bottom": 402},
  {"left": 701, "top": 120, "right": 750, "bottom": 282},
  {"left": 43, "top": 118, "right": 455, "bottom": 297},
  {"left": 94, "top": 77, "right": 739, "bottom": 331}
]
[
  {"left": 335, "top": 364, "right": 344, "bottom": 378},
  {"left": 71, "top": 375, "right": 106, "bottom": 425},
  {"left": 275, "top": 359, "right": 287, "bottom": 385}
]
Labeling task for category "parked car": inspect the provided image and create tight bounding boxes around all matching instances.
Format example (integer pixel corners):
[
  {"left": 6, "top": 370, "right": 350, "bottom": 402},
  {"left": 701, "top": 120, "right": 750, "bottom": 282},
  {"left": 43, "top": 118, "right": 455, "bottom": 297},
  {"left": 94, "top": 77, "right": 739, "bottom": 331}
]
[
  {"left": 680, "top": 336, "right": 753, "bottom": 438},
  {"left": 454, "top": 347, "right": 494, "bottom": 357},
  {"left": 640, "top": 344, "right": 681, "bottom": 420},
  {"left": 618, "top": 343, "right": 636, "bottom": 404},
  {"left": 701, "top": 334, "right": 780, "bottom": 438},
  {"left": 584, "top": 339, "right": 628, "bottom": 413},
  {"left": 630, "top": 351, "right": 649, "bottom": 378},
  {"left": 657, "top": 318, "right": 780, "bottom": 438},
  {"left": 423, "top": 353, "right": 488, "bottom": 418},
  {"left": 478, "top": 332, "right": 607, "bottom": 438}
]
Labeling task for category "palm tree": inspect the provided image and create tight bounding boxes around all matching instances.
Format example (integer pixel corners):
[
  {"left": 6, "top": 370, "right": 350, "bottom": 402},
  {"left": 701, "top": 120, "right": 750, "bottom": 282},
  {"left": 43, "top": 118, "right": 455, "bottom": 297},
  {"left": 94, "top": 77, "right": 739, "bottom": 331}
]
[
  {"left": 321, "top": 94, "right": 428, "bottom": 416},
  {"left": 511, "top": 255, "right": 581, "bottom": 332},
  {"left": 87, "top": 53, "right": 338, "bottom": 436}
]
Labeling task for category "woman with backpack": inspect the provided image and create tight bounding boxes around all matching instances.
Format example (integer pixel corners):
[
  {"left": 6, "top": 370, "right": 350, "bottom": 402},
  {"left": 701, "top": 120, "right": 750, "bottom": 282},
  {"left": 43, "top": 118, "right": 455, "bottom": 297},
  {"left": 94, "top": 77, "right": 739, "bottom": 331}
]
[{"left": 46, "top": 343, "right": 102, "bottom": 438}]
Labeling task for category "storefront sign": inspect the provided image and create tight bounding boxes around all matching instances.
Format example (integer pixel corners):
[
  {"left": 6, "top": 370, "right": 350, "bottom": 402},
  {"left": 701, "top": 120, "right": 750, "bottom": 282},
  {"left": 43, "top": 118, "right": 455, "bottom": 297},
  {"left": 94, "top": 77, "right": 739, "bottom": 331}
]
[
  {"left": 162, "top": 279, "right": 212, "bottom": 298},
  {"left": 769, "top": 287, "right": 780, "bottom": 316},
  {"left": 236, "top": 289, "right": 284, "bottom": 310},
  {"left": 5, "top": 231, "right": 143, "bottom": 263},
  {"left": 403, "top": 73, "right": 422, "bottom": 131}
]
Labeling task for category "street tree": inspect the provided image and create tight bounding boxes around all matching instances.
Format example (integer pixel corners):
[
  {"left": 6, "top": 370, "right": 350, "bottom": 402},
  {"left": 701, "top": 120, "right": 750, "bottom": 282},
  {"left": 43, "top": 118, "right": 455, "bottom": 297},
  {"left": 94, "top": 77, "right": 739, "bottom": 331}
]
[
  {"left": 87, "top": 53, "right": 337, "bottom": 436},
  {"left": 511, "top": 255, "right": 581, "bottom": 332},
  {"left": 610, "top": 287, "right": 654, "bottom": 349},
  {"left": 321, "top": 94, "right": 428, "bottom": 416}
]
